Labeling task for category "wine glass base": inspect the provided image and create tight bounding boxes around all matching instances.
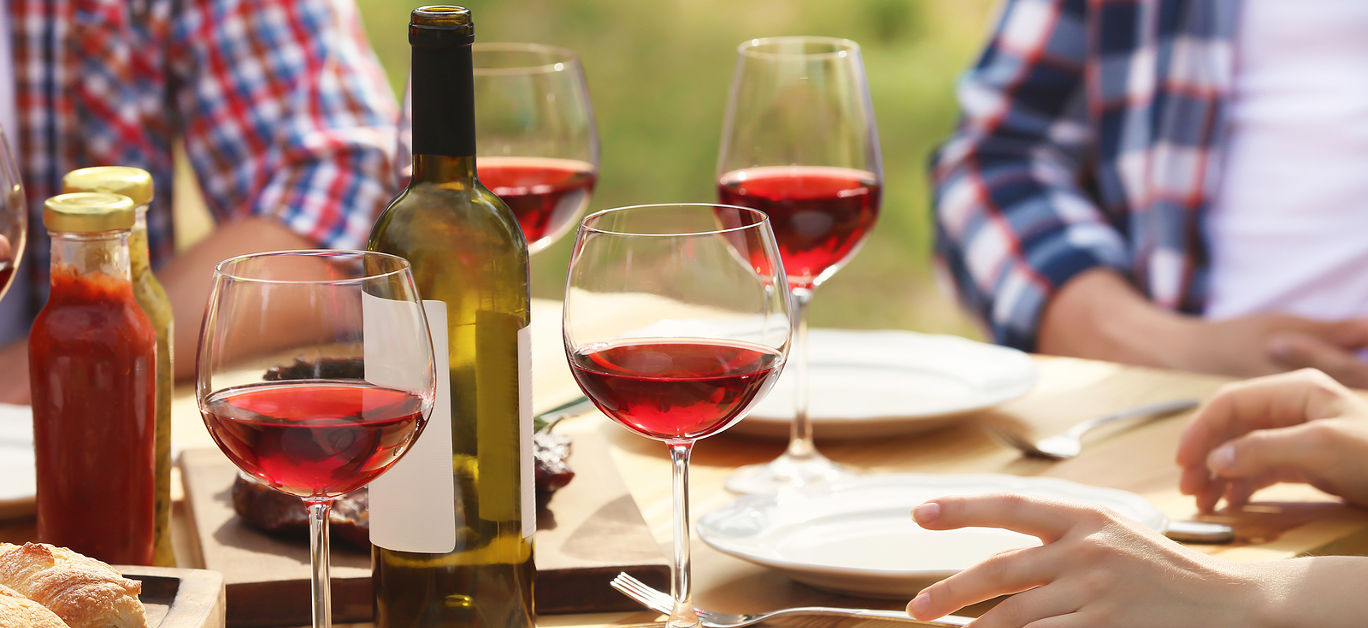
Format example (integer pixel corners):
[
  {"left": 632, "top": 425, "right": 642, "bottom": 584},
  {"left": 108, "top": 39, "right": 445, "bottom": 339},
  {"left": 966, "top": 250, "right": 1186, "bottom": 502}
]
[{"left": 724, "top": 452, "right": 854, "bottom": 494}]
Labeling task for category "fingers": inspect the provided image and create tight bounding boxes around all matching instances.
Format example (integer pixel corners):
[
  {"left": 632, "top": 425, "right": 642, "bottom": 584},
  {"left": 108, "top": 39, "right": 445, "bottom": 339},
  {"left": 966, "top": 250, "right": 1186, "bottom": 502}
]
[
  {"left": 1311, "top": 318, "right": 1368, "bottom": 350},
  {"left": 1222, "top": 478, "right": 1264, "bottom": 509},
  {"left": 908, "top": 496, "right": 1140, "bottom": 624},
  {"left": 914, "top": 494, "right": 1088, "bottom": 542},
  {"left": 1179, "top": 458, "right": 1230, "bottom": 504},
  {"left": 1176, "top": 369, "right": 1342, "bottom": 473},
  {"left": 1189, "top": 421, "right": 1340, "bottom": 510},
  {"left": 907, "top": 545, "right": 1057, "bottom": 621},
  {"left": 1189, "top": 475, "right": 1228, "bottom": 514},
  {"left": 1176, "top": 368, "right": 1368, "bottom": 513},
  {"left": 1014, "top": 617, "right": 1084, "bottom": 628},
  {"left": 1269, "top": 332, "right": 1368, "bottom": 389},
  {"left": 968, "top": 584, "right": 1081, "bottom": 628},
  {"left": 908, "top": 495, "right": 1097, "bottom": 620},
  {"left": 1204, "top": 422, "right": 1327, "bottom": 482}
]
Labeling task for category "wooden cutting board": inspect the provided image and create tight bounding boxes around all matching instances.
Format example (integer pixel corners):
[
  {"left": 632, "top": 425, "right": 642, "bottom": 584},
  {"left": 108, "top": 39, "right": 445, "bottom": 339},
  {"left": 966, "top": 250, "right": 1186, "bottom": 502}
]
[
  {"left": 179, "top": 438, "right": 669, "bottom": 626},
  {"left": 118, "top": 566, "right": 226, "bottom": 628}
]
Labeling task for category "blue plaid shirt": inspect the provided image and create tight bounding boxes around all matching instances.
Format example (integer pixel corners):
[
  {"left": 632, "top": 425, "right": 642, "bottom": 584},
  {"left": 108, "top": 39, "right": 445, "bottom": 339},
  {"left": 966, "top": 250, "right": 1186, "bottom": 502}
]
[
  {"left": 6, "top": 0, "right": 398, "bottom": 320},
  {"left": 932, "top": 0, "right": 1237, "bottom": 350}
]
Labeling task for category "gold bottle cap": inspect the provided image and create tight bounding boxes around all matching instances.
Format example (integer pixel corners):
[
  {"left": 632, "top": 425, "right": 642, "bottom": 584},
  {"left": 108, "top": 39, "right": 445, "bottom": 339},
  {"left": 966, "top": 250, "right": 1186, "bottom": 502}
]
[
  {"left": 61, "top": 166, "right": 155, "bottom": 205},
  {"left": 44, "top": 192, "right": 136, "bottom": 233}
]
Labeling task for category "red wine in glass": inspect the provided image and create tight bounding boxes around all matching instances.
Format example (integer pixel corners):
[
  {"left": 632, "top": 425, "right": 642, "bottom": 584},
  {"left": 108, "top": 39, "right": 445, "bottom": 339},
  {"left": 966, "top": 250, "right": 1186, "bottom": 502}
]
[
  {"left": 201, "top": 380, "right": 427, "bottom": 499},
  {"left": 480, "top": 156, "right": 597, "bottom": 251},
  {"left": 0, "top": 256, "right": 13, "bottom": 299},
  {"left": 717, "top": 165, "right": 880, "bottom": 290},
  {"left": 569, "top": 339, "right": 783, "bottom": 441}
]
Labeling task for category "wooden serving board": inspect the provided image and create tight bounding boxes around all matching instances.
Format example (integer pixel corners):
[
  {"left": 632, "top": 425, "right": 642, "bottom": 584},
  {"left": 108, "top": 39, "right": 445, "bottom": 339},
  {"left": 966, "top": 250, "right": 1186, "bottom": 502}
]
[
  {"left": 117, "top": 566, "right": 226, "bottom": 628},
  {"left": 179, "top": 438, "right": 669, "bottom": 626}
]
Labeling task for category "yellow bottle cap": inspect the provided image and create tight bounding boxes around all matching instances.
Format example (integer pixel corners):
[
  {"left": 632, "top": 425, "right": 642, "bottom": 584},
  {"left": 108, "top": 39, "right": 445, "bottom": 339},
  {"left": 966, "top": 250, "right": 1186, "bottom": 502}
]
[
  {"left": 61, "top": 166, "right": 155, "bottom": 205},
  {"left": 43, "top": 192, "right": 136, "bottom": 233}
]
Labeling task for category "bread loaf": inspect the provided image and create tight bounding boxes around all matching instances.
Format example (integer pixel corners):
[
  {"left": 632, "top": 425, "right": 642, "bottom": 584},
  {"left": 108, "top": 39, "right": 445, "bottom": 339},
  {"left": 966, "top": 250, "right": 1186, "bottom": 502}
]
[
  {"left": 0, "top": 543, "right": 146, "bottom": 628},
  {"left": 0, "top": 584, "right": 68, "bottom": 627}
]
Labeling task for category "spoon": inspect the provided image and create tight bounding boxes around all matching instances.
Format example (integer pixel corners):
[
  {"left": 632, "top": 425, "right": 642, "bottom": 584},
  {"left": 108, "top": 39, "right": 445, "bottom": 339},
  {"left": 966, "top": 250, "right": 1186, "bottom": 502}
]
[{"left": 1001, "top": 398, "right": 1200, "bottom": 460}]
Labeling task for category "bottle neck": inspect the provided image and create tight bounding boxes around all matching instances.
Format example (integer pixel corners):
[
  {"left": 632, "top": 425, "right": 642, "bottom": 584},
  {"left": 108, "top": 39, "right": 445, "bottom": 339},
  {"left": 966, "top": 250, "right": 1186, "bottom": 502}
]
[
  {"left": 411, "top": 154, "right": 477, "bottom": 184},
  {"left": 410, "top": 42, "right": 476, "bottom": 163},
  {"left": 48, "top": 230, "right": 133, "bottom": 286},
  {"left": 130, "top": 205, "right": 153, "bottom": 277}
]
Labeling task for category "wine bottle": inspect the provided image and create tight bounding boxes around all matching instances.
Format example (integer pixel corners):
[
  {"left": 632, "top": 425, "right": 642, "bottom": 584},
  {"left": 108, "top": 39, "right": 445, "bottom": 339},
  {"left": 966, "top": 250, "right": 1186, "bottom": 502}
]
[{"left": 366, "top": 6, "right": 534, "bottom": 627}]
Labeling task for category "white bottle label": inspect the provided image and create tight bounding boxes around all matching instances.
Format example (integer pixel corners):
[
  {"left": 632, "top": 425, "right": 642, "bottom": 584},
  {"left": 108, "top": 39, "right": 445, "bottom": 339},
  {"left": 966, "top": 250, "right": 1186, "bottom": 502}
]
[
  {"left": 519, "top": 325, "right": 534, "bottom": 539},
  {"left": 367, "top": 298, "right": 457, "bottom": 553}
]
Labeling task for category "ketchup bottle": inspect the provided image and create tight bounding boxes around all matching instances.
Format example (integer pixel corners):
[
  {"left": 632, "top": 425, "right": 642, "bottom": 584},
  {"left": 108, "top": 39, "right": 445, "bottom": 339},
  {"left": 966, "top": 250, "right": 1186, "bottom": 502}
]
[
  {"left": 28, "top": 192, "right": 156, "bottom": 565},
  {"left": 61, "top": 167, "right": 175, "bottom": 567}
]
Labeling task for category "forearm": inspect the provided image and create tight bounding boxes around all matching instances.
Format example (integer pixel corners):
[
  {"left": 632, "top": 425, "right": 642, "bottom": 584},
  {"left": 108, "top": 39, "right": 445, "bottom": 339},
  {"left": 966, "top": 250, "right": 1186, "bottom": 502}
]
[
  {"left": 159, "top": 216, "right": 316, "bottom": 380},
  {"left": 1037, "top": 268, "right": 1195, "bottom": 368},
  {"left": 1256, "top": 556, "right": 1368, "bottom": 627}
]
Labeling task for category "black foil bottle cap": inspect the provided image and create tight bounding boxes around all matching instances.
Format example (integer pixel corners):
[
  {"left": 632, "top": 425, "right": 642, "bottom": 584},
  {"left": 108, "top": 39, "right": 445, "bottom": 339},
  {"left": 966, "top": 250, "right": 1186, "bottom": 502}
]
[{"left": 411, "top": 5, "right": 474, "bottom": 46}]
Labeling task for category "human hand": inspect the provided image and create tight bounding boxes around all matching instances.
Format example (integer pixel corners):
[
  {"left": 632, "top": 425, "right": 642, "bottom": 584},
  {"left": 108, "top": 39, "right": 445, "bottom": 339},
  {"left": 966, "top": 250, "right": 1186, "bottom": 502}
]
[
  {"left": 906, "top": 494, "right": 1274, "bottom": 628},
  {"left": 1174, "top": 314, "right": 1368, "bottom": 387},
  {"left": 1176, "top": 369, "right": 1368, "bottom": 512},
  {"left": 1037, "top": 270, "right": 1368, "bottom": 386}
]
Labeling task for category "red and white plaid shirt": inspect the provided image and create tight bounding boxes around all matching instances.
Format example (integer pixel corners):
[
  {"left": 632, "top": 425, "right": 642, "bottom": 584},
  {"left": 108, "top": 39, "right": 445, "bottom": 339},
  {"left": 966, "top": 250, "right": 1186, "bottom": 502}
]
[{"left": 6, "top": 0, "right": 398, "bottom": 318}]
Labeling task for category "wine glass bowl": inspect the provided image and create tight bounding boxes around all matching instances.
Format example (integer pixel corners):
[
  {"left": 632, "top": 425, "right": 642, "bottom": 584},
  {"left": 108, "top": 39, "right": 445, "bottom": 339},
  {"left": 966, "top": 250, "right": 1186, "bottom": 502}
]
[
  {"left": 201, "top": 379, "right": 428, "bottom": 499},
  {"left": 0, "top": 126, "right": 26, "bottom": 301},
  {"left": 563, "top": 204, "right": 790, "bottom": 627},
  {"left": 716, "top": 165, "right": 880, "bottom": 290},
  {"left": 197, "top": 250, "right": 435, "bottom": 628},
  {"left": 569, "top": 338, "right": 783, "bottom": 442},
  {"left": 474, "top": 42, "right": 599, "bottom": 254},
  {"left": 716, "top": 36, "right": 882, "bottom": 494}
]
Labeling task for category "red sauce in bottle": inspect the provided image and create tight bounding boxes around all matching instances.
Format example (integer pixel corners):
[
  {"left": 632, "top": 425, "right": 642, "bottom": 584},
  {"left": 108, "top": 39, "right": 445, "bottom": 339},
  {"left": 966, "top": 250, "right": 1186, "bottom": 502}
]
[{"left": 29, "top": 266, "right": 156, "bottom": 565}]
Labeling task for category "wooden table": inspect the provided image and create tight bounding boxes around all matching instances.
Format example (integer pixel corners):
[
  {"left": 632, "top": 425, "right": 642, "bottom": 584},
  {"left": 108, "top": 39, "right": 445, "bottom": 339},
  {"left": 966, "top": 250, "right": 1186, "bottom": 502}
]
[
  {"left": 9, "top": 299, "right": 1368, "bottom": 627},
  {"left": 525, "top": 357, "right": 1368, "bottom": 627}
]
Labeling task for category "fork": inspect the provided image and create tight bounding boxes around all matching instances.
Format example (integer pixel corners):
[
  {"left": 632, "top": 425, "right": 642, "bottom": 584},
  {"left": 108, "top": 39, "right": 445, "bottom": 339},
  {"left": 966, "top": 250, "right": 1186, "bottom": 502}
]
[
  {"left": 992, "top": 398, "right": 1198, "bottom": 460},
  {"left": 609, "top": 572, "right": 973, "bottom": 627}
]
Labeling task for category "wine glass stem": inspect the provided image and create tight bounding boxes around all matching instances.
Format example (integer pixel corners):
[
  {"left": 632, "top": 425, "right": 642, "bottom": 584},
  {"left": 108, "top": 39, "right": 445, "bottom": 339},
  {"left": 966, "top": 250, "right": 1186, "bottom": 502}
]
[
  {"left": 786, "top": 287, "right": 817, "bottom": 459},
  {"left": 307, "top": 500, "right": 333, "bottom": 628},
  {"left": 667, "top": 441, "right": 700, "bottom": 628}
]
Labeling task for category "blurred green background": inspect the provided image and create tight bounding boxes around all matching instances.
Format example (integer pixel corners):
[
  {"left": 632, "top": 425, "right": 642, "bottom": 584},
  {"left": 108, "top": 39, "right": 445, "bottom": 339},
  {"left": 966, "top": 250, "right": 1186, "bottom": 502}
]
[{"left": 355, "top": 0, "right": 996, "bottom": 337}]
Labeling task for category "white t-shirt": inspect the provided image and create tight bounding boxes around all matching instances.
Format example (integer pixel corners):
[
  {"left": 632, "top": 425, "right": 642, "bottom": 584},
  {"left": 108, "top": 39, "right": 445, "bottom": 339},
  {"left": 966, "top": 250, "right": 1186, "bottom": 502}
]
[{"left": 1204, "top": 0, "right": 1368, "bottom": 320}]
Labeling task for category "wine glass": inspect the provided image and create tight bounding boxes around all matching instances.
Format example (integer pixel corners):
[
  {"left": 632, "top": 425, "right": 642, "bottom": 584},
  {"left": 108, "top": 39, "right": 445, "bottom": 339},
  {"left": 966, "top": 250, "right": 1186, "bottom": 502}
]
[
  {"left": 475, "top": 42, "right": 599, "bottom": 254},
  {"left": 563, "top": 204, "right": 791, "bottom": 628},
  {"left": 716, "top": 36, "right": 882, "bottom": 494},
  {"left": 0, "top": 126, "right": 26, "bottom": 301},
  {"left": 397, "top": 42, "right": 599, "bottom": 254},
  {"left": 197, "top": 250, "right": 435, "bottom": 628}
]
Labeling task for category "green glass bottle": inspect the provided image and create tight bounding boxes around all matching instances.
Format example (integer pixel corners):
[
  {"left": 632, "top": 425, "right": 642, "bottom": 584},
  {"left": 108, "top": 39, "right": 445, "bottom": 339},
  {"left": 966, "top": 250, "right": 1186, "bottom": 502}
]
[{"left": 366, "top": 6, "right": 534, "bottom": 626}]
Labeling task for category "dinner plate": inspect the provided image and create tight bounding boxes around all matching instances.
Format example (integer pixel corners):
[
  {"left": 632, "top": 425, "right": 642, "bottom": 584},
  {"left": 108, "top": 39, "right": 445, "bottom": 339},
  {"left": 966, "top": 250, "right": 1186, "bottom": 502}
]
[
  {"left": 697, "top": 473, "right": 1169, "bottom": 598},
  {"left": 0, "top": 403, "right": 35, "bottom": 518},
  {"left": 728, "top": 329, "right": 1037, "bottom": 440}
]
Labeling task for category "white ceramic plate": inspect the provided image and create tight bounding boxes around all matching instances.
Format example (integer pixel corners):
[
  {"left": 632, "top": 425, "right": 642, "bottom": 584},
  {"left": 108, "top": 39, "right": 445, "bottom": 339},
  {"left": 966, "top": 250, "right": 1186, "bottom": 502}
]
[
  {"left": 728, "top": 329, "right": 1037, "bottom": 440},
  {"left": 697, "top": 473, "right": 1169, "bottom": 598},
  {"left": 0, "top": 403, "right": 35, "bottom": 517}
]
